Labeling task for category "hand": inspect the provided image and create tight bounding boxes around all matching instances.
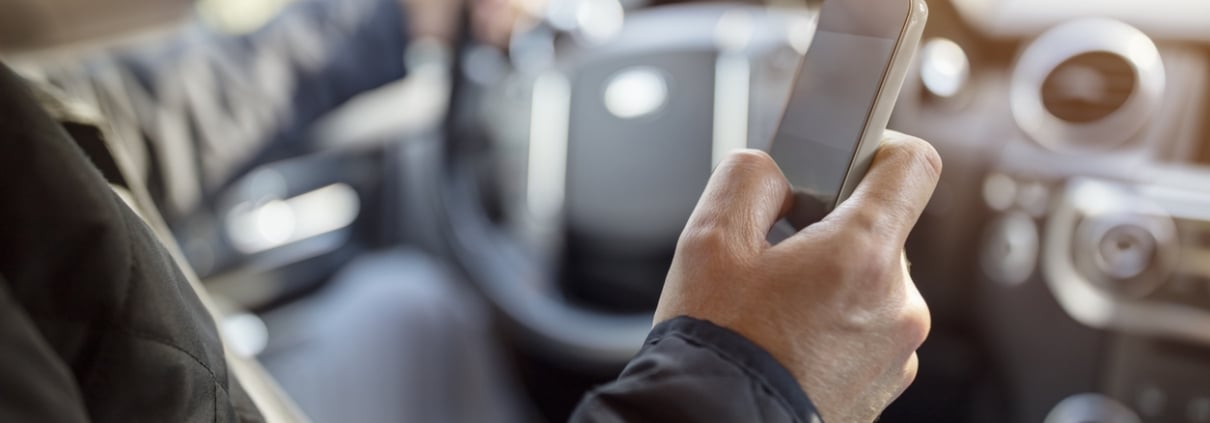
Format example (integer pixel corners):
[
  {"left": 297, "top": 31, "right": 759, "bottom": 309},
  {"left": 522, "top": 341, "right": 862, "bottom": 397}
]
[{"left": 654, "top": 132, "right": 942, "bottom": 423}]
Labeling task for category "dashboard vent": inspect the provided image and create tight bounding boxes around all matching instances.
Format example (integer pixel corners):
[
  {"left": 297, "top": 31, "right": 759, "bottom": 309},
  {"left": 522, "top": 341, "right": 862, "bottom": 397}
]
[{"left": 1041, "top": 52, "right": 1138, "bottom": 124}]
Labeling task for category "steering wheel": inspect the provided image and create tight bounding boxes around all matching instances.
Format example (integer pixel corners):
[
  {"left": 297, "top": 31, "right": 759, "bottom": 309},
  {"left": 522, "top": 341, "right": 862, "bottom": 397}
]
[{"left": 426, "top": 0, "right": 816, "bottom": 366}]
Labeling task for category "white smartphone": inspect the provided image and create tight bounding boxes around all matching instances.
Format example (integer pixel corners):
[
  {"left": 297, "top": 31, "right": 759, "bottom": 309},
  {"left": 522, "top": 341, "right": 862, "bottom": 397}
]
[{"left": 769, "top": 0, "right": 928, "bottom": 229}]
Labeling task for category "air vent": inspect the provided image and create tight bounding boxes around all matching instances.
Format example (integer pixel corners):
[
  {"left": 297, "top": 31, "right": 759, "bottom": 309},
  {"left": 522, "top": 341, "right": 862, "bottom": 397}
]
[
  {"left": 1010, "top": 19, "right": 1165, "bottom": 153},
  {"left": 1041, "top": 52, "right": 1138, "bottom": 124}
]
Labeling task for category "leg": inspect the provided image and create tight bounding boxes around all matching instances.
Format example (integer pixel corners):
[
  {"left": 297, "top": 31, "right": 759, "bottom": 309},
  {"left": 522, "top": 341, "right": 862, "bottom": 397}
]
[{"left": 257, "top": 249, "right": 529, "bottom": 423}]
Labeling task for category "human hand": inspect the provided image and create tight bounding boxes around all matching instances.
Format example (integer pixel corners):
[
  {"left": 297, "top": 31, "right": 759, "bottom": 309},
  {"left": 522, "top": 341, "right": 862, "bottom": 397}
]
[{"left": 654, "top": 132, "right": 942, "bottom": 422}]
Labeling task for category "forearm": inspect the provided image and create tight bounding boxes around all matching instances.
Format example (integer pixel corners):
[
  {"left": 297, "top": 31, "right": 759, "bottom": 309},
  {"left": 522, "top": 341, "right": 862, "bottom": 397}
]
[
  {"left": 253, "top": 0, "right": 412, "bottom": 131},
  {"left": 57, "top": 0, "right": 412, "bottom": 217},
  {"left": 570, "top": 317, "right": 822, "bottom": 423},
  {"left": 399, "top": 0, "right": 462, "bottom": 41},
  {"left": 0, "top": 278, "right": 89, "bottom": 423}
]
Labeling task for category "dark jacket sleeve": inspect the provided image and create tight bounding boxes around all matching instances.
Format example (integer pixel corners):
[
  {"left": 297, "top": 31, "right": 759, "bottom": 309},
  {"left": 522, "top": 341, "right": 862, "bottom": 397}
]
[
  {"left": 570, "top": 316, "right": 823, "bottom": 423},
  {"left": 0, "top": 277, "right": 90, "bottom": 423},
  {"left": 0, "top": 63, "right": 265, "bottom": 422}
]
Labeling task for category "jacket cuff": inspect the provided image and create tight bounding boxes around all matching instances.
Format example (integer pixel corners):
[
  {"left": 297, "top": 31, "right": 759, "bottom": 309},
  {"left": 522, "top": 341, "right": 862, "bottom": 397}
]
[{"left": 649, "top": 316, "right": 822, "bottom": 422}]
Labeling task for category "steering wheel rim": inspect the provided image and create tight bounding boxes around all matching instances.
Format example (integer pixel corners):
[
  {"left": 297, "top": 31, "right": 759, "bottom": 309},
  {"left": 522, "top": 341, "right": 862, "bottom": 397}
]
[{"left": 437, "top": 2, "right": 812, "bottom": 367}]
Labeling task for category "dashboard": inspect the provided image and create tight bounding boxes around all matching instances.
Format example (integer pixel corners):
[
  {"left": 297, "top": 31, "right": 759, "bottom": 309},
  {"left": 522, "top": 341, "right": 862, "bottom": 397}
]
[
  {"left": 950, "top": 0, "right": 1210, "bottom": 40},
  {"left": 892, "top": 1, "right": 1210, "bottom": 421}
]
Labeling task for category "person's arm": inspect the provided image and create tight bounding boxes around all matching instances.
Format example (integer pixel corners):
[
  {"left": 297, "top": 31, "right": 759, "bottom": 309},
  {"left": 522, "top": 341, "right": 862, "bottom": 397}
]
[
  {"left": 0, "top": 277, "right": 90, "bottom": 423},
  {"left": 43, "top": 0, "right": 413, "bottom": 219},
  {"left": 148, "top": 0, "right": 411, "bottom": 183},
  {"left": 571, "top": 134, "right": 942, "bottom": 423},
  {"left": 571, "top": 317, "right": 821, "bottom": 423}
]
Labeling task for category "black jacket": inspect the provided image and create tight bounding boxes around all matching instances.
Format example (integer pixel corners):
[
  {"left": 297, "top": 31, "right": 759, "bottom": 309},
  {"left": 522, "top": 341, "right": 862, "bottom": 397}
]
[
  {"left": 0, "top": 63, "right": 266, "bottom": 422},
  {"left": 571, "top": 317, "right": 823, "bottom": 423}
]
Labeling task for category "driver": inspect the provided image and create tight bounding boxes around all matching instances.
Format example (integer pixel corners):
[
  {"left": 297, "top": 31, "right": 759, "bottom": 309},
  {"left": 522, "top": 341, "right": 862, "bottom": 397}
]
[{"left": 0, "top": 0, "right": 941, "bottom": 422}]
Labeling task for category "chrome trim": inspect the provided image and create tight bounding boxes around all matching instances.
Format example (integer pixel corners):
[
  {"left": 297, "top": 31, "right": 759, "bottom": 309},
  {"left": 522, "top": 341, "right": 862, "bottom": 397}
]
[
  {"left": 1071, "top": 209, "right": 1173, "bottom": 298},
  {"left": 1044, "top": 394, "right": 1141, "bottom": 423},
  {"left": 712, "top": 53, "right": 752, "bottom": 166},
  {"left": 1044, "top": 179, "right": 1210, "bottom": 346},
  {"left": 526, "top": 71, "right": 572, "bottom": 222},
  {"left": 226, "top": 183, "right": 360, "bottom": 254},
  {"left": 711, "top": 10, "right": 755, "bottom": 166},
  {"left": 1010, "top": 19, "right": 1165, "bottom": 152}
]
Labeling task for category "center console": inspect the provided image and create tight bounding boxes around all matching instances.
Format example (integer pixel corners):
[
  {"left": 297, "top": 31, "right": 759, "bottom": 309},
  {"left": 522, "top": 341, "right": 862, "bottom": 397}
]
[{"left": 895, "top": 5, "right": 1210, "bottom": 421}]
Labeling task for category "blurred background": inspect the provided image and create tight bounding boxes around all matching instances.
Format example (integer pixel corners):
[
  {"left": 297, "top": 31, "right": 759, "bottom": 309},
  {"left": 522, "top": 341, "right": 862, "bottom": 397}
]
[{"left": 4, "top": 0, "right": 1210, "bottom": 421}]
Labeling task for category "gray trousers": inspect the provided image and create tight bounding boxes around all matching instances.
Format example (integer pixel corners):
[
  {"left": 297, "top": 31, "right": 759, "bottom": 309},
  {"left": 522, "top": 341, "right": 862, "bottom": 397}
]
[{"left": 258, "top": 250, "right": 531, "bottom": 423}]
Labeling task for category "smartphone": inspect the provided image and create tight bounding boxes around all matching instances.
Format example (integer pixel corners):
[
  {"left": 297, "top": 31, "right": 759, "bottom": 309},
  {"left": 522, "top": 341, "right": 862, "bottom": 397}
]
[{"left": 768, "top": 0, "right": 928, "bottom": 229}]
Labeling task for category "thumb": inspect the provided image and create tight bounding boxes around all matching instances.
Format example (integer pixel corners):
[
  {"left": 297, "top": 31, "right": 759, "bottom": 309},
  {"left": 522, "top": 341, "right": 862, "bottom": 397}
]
[{"left": 825, "top": 131, "right": 942, "bottom": 248}]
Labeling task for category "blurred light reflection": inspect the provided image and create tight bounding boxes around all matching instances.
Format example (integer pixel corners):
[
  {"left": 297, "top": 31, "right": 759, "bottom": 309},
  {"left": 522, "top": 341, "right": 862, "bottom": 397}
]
[
  {"left": 604, "top": 67, "right": 668, "bottom": 120},
  {"left": 227, "top": 183, "right": 361, "bottom": 254},
  {"left": 920, "top": 38, "right": 970, "bottom": 99}
]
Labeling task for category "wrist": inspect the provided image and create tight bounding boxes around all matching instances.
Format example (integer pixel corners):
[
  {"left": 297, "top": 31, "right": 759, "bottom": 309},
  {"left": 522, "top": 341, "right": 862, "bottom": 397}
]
[{"left": 651, "top": 317, "right": 823, "bottom": 421}]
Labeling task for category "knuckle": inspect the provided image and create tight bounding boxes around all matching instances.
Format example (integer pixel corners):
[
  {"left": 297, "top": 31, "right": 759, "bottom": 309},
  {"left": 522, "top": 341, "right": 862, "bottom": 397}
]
[
  {"left": 846, "top": 195, "right": 913, "bottom": 243},
  {"left": 831, "top": 231, "right": 873, "bottom": 266},
  {"left": 913, "top": 142, "right": 944, "bottom": 180},
  {"left": 844, "top": 209, "right": 882, "bottom": 240},
  {"left": 837, "top": 218, "right": 897, "bottom": 261},
  {"left": 678, "top": 224, "right": 732, "bottom": 257},
  {"left": 868, "top": 251, "right": 900, "bottom": 282},
  {"left": 899, "top": 300, "right": 932, "bottom": 350},
  {"left": 826, "top": 233, "right": 900, "bottom": 287},
  {"left": 720, "top": 149, "right": 781, "bottom": 178},
  {"left": 725, "top": 149, "right": 776, "bottom": 168},
  {"left": 885, "top": 136, "right": 943, "bottom": 180},
  {"left": 902, "top": 353, "right": 921, "bottom": 386}
]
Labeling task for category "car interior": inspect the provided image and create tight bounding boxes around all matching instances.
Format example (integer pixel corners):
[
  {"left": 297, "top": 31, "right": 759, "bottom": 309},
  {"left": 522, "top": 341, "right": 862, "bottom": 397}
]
[{"left": 6, "top": 0, "right": 1210, "bottom": 422}]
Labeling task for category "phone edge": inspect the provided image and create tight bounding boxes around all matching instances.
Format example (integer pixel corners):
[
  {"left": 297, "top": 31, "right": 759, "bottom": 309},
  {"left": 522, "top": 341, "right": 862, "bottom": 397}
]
[{"left": 831, "top": 0, "right": 930, "bottom": 210}]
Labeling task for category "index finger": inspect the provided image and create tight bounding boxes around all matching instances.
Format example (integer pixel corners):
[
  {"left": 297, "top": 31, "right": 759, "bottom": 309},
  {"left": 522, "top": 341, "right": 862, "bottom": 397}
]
[
  {"left": 824, "top": 131, "right": 942, "bottom": 247},
  {"left": 681, "top": 149, "right": 794, "bottom": 256}
]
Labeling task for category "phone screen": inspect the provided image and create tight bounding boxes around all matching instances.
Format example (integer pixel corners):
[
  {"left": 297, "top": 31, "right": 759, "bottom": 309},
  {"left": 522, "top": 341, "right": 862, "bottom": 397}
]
[{"left": 769, "top": 0, "right": 913, "bottom": 225}]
